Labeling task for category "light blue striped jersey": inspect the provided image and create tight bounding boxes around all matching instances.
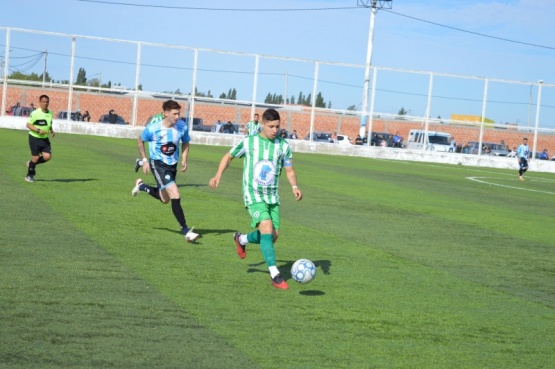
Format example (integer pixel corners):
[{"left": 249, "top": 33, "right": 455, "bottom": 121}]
[
  {"left": 230, "top": 135, "right": 293, "bottom": 206},
  {"left": 141, "top": 119, "right": 191, "bottom": 165}
]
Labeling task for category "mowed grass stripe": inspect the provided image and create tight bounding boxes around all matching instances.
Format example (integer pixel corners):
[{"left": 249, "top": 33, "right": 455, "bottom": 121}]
[
  {"left": 1, "top": 128, "right": 554, "bottom": 368},
  {"left": 0, "top": 147, "right": 256, "bottom": 368}
]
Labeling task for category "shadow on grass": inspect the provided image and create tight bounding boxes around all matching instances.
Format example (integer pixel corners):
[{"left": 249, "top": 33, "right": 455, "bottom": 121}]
[
  {"left": 247, "top": 259, "right": 332, "bottom": 278},
  {"left": 36, "top": 178, "right": 99, "bottom": 183},
  {"left": 155, "top": 227, "right": 237, "bottom": 237},
  {"left": 177, "top": 183, "right": 208, "bottom": 188}
]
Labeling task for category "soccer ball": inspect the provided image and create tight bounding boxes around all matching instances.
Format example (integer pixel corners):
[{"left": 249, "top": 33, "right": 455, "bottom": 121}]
[{"left": 291, "top": 259, "right": 316, "bottom": 284}]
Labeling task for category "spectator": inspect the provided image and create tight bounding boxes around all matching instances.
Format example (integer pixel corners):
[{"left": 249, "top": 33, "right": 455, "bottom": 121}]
[
  {"left": 223, "top": 121, "right": 234, "bottom": 134},
  {"left": 507, "top": 146, "right": 517, "bottom": 158},
  {"left": 380, "top": 139, "right": 387, "bottom": 147},
  {"left": 355, "top": 135, "right": 363, "bottom": 145},
  {"left": 107, "top": 109, "right": 117, "bottom": 124},
  {"left": 30, "top": 103, "right": 35, "bottom": 111},
  {"left": 483, "top": 145, "right": 492, "bottom": 155},
  {"left": 462, "top": 143, "right": 470, "bottom": 154},
  {"left": 212, "top": 120, "right": 223, "bottom": 133},
  {"left": 290, "top": 130, "right": 298, "bottom": 139},
  {"left": 540, "top": 149, "right": 549, "bottom": 160},
  {"left": 82, "top": 110, "right": 91, "bottom": 122},
  {"left": 392, "top": 132, "right": 402, "bottom": 148},
  {"left": 280, "top": 129, "right": 287, "bottom": 139},
  {"left": 449, "top": 137, "right": 456, "bottom": 153}
]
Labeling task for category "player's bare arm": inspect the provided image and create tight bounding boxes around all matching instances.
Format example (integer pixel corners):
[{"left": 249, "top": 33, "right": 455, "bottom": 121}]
[
  {"left": 209, "top": 152, "right": 234, "bottom": 189},
  {"left": 137, "top": 137, "right": 150, "bottom": 174},
  {"left": 285, "top": 165, "right": 302, "bottom": 201},
  {"left": 181, "top": 142, "right": 189, "bottom": 172}
]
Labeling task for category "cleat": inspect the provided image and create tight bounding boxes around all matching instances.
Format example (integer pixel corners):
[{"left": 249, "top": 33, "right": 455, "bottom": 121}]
[
  {"left": 131, "top": 178, "right": 143, "bottom": 196},
  {"left": 271, "top": 274, "right": 289, "bottom": 290},
  {"left": 184, "top": 227, "right": 200, "bottom": 243},
  {"left": 24, "top": 175, "right": 35, "bottom": 183},
  {"left": 134, "top": 158, "right": 141, "bottom": 173},
  {"left": 518, "top": 175, "right": 525, "bottom": 182},
  {"left": 234, "top": 232, "right": 246, "bottom": 259}
]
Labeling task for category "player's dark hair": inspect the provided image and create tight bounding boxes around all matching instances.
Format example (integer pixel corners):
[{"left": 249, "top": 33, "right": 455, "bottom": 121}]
[
  {"left": 39, "top": 94, "right": 49, "bottom": 101},
  {"left": 162, "top": 100, "right": 181, "bottom": 111},
  {"left": 262, "top": 108, "right": 280, "bottom": 122}
]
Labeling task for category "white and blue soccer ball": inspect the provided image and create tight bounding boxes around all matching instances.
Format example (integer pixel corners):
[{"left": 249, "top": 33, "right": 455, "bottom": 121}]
[{"left": 291, "top": 259, "right": 316, "bottom": 284}]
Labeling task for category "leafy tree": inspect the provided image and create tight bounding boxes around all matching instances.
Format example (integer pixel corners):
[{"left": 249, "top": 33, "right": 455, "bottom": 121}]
[
  {"left": 398, "top": 107, "right": 408, "bottom": 116},
  {"left": 290, "top": 95, "right": 295, "bottom": 105},
  {"left": 75, "top": 67, "right": 87, "bottom": 85},
  {"left": 347, "top": 105, "right": 357, "bottom": 111}
]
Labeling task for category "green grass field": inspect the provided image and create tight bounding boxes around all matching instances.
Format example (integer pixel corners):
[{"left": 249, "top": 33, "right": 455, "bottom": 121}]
[{"left": 1, "top": 128, "right": 554, "bottom": 368}]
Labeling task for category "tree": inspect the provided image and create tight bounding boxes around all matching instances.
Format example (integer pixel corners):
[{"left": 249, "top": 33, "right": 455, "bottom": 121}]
[
  {"left": 398, "top": 107, "right": 408, "bottom": 116},
  {"left": 347, "top": 105, "right": 357, "bottom": 111},
  {"left": 75, "top": 67, "right": 87, "bottom": 85},
  {"left": 315, "top": 92, "right": 325, "bottom": 108}
]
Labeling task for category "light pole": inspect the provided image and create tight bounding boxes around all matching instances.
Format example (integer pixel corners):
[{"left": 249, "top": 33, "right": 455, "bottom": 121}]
[
  {"left": 357, "top": 0, "right": 392, "bottom": 138},
  {"left": 532, "top": 80, "right": 543, "bottom": 160}
]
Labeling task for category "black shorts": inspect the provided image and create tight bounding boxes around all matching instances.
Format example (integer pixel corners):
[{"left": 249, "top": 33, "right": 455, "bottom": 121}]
[
  {"left": 28, "top": 135, "right": 52, "bottom": 156},
  {"left": 150, "top": 159, "right": 177, "bottom": 190},
  {"left": 519, "top": 157, "right": 529, "bottom": 169}
]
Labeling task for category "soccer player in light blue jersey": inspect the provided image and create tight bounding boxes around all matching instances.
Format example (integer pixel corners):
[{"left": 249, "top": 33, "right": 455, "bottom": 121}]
[
  {"left": 209, "top": 108, "right": 303, "bottom": 290},
  {"left": 516, "top": 137, "right": 530, "bottom": 181},
  {"left": 132, "top": 100, "right": 200, "bottom": 243},
  {"left": 134, "top": 111, "right": 164, "bottom": 172}
]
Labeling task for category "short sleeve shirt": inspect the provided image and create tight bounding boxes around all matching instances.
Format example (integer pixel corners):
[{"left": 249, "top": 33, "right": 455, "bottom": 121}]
[
  {"left": 230, "top": 135, "right": 292, "bottom": 206},
  {"left": 28, "top": 109, "right": 53, "bottom": 138},
  {"left": 141, "top": 119, "right": 191, "bottom": 165},
  {"left": 517, "top": 144, "right": 529, "bottom": 159}
]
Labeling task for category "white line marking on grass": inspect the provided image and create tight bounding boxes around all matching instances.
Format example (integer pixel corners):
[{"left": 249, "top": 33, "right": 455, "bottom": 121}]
[{"left": 467, "top": 176, "right": 555, "bottom": 195}]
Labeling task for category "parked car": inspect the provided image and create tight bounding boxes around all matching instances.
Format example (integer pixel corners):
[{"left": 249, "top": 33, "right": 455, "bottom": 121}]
[
  {"left": 98, "top": 114, "right": 127, "bottom": 125},
  {"left": 213, "top": 121, "right": 240, "bottom": 134},
  {"left": 305, "top": 132, "right": 332, "bottom": 143},
  {"left": 7, "top": 105, "right": 33, "bottom": 117},
  {"left": 370, "top": 132, "right": 394, "bottom": 147},
  {"left": 467, "top": 141, "right": 509, "bottom": 156},
  {"left": 57, "top": 110, "right": 82, "bottom": 121},
  {"left": 335, "top": 134, "right": 353, "bottom": 145}
]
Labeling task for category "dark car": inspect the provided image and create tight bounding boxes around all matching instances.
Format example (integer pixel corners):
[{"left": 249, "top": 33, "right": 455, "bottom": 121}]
[
  {"left": 57, "top": 110, "right": 82, "bottom": 121},
  {"left": 8, "top": 105, "right": 33, "bottom": 117},
  {"left": 370, "top": 132, "right": 394, "bottom": 146},
  {"left": 99, "top": 114, "right": 127, "bottom": 125},
  {"left": 467, "top": 141, "right": 509, "bottom": 156},
  {"left": 305, "top": 132, "right": 332, "bottom": 143}
]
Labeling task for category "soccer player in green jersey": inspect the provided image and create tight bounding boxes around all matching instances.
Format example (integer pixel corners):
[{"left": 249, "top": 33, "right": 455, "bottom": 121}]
[
  {"left": 209, "top": 108, "right": 303, "bottom": 290},
  {"left": 25, "top": 95, "right": 55, "bottom": 182},
  {"left": 245, "top": 113, "right": 261, "bottom": 136}
]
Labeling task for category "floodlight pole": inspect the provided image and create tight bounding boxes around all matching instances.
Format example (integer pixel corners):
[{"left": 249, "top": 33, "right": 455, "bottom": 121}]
[{"left": 358, "top": 0, "right": 392, "bottom": 139}]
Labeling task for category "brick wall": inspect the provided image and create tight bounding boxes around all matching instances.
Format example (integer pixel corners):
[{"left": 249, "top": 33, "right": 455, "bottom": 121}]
[{"left": 3, "top": 85, "right": 554, "bottom": 153}]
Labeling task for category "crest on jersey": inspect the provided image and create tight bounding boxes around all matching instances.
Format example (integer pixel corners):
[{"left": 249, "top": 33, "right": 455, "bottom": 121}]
[{"left": 253, "top": 159, "right": 276, "bottom": 186}]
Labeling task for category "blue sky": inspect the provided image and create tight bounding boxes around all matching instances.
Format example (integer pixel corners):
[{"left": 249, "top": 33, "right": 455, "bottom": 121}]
[{"left": 1, "top": 0, "right": 554, "bottom": 127}]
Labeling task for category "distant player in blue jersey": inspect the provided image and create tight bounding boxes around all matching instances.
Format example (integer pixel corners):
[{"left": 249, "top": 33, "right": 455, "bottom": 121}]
[
  {"left": 516, "top": 137, "right": 530, "bottom": 182},
  {"left": 131, "top": 100, "right": 200, "bottom": 242}
]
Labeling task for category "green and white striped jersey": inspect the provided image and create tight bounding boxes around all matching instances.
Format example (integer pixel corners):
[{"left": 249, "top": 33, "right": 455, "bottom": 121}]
[{"left": 230, "top": 135, "right": 293, "bottom": 206}]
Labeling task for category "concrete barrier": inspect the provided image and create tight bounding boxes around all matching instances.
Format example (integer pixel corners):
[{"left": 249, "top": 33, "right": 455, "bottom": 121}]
[{"left": 2, "top": 116, "right": 554, "bottom": 174}]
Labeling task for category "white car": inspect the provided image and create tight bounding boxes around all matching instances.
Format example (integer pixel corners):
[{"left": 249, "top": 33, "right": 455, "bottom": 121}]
[{"left": 335, "top": 134, "right": 353, "bottom": 145}]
